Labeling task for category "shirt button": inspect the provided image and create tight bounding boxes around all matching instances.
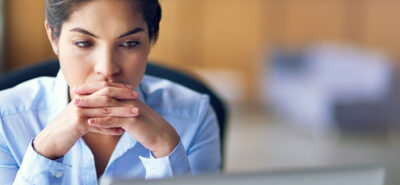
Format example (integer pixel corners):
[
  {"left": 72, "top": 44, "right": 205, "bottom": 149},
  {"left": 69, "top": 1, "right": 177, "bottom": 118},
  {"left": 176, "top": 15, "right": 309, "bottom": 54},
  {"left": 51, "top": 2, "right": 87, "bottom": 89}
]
[{"left": 55, "top": 172, "right": 63, "bottom": 178}]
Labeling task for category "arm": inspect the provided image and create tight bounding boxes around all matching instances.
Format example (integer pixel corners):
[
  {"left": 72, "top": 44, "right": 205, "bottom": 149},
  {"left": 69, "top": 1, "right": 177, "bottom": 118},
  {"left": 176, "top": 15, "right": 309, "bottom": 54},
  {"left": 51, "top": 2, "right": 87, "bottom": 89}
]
[
  {"left": 0, "top": 82, "right": 137, "bottom": 184},
  {"left": 0, "top": 111, "right": 69, "bottom": 185},
  {"left": 0, "top": 119, "right": 18, "bottom": 184},
  {"left": 138, "top": 97, "right": 221, "bottom": 178},
  {"left": 187, "top": 99, "right": 221, "bottom": 174},
  {"left": 74, "top": 87, "right": 182, "bottom": 178},
  {"left": 72, "top": 85, "right": 221, "bottom": 178},
  {"left": 12, "top": 140, "right": 70, "bottom": 185}
]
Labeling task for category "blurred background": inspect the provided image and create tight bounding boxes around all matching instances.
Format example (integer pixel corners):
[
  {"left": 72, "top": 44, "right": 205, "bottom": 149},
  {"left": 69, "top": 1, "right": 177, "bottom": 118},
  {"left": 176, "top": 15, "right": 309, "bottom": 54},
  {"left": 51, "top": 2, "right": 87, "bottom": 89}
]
[{"left": 2, "top": 0, "right": 400, "bottom": 184}]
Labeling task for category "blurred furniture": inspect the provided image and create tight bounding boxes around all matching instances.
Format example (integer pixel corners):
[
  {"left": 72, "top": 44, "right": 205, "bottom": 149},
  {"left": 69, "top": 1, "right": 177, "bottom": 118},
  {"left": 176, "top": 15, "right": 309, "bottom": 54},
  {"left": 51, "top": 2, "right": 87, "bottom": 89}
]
[
  {"left": 0, "top": 59, "right": 228, "bottom": 167},
  {"left": 264, "top": 44, "right": 398, "bottom": 134}
]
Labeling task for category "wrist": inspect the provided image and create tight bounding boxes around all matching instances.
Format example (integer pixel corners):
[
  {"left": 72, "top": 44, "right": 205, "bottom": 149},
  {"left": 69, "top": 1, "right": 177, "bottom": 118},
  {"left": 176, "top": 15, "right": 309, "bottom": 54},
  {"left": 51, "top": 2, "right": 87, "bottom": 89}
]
[
  {"left": 33, "top": 134, "right": 60, "bottom": 160},
  {"left": 33, "top": 124, "right": 82, "bottom": 160},
  {"left": 152, "top": 133, "right": 180, "bottom": 158}
]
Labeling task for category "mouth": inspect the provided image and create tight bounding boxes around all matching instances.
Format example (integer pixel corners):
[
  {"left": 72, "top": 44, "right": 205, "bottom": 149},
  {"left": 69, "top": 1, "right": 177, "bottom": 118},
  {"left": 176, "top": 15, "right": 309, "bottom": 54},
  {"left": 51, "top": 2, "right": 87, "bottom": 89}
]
[{"left": 88, "top": 75, "right": 126, "bottom": 84}]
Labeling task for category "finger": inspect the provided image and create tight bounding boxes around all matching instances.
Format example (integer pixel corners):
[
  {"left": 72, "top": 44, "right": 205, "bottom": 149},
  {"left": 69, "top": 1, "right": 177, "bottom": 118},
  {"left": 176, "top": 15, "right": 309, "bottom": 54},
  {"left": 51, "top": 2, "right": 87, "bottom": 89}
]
[
  {"left": 74, "top": 95, "right": 123, "bottom": 108},
  {"left": 72, "top": 81, "right": 133, "bottom": 95},
  {"left": 87, "top": 126, "right": 124, "bottom": 135},
  {"left": 92, "top": 86, "right": 139, "bottom": 100},
  {"left": 88, "top": 117, "right": 138, "bottom": 128},
  {"left": 78, "top": 106, "right": 140, "bottom": 117}
]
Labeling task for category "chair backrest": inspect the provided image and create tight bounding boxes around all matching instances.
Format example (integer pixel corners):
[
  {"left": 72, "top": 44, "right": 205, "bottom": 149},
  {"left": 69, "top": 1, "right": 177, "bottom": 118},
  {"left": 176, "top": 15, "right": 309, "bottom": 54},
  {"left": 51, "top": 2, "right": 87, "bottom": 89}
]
[{"left": 0, "top": 59, "right": 228, "bottom": 167}]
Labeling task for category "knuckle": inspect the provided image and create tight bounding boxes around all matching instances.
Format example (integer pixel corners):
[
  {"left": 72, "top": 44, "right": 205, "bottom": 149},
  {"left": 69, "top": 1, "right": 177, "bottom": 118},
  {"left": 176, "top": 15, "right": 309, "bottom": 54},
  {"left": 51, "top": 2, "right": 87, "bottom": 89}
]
[
  {"left": 103, "top": 87, "right": 111, "bottom": 95},
  {"left": 79, "top": 98, "right": 85, "bottom": 105},
  {"left": 106, "top": 117, "right": 114, "bottom": 125},
  {"left": 103, "top": 96, "right": 112, "bottom": 104},
  {"left": 102, "top": 107, "right": 110, "bottom": 115},
  {"left": 126, "top": 107, "right": 133, "bottom": 114}
]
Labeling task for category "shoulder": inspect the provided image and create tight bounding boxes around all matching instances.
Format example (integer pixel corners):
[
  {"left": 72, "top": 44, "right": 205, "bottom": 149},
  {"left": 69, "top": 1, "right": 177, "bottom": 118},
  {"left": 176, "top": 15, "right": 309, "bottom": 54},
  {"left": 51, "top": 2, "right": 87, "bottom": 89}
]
[
  {"left": 140, "top": 75, "right": 211, "bottom": 120},
  {"left": 0, "top": 77, "right": 55, "bottom": 117}
]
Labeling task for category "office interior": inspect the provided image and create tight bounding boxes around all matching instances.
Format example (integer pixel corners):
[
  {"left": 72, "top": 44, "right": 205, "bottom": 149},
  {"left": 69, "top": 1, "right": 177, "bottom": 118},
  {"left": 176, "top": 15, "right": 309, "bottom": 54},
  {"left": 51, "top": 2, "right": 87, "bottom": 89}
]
[{"left": 1, "top": 0, "right": 400, "bottom": 184}]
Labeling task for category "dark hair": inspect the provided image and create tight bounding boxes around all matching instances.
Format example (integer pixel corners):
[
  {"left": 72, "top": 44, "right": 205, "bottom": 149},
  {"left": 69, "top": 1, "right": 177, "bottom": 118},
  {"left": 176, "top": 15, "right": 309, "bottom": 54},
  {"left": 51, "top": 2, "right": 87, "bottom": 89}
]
[{"left": 45, "top": 0, "right": 162, "bottom": 42}]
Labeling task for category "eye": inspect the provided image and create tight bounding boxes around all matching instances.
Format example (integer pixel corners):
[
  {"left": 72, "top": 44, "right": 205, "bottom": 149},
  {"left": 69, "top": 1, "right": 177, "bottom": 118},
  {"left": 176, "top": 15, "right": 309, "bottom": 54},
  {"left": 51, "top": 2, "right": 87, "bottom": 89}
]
[
  {"left": 120, "top": 40, "right": 139, "bottom": 48},
  {"left": 74, "top": 41, "right": 93, "bottom": 48}
]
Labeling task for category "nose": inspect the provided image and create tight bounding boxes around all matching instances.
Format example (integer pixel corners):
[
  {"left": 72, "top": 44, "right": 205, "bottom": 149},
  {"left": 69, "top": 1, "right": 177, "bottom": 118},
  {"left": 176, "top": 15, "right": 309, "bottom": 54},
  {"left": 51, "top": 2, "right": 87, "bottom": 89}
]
[{"left": 94, "top": 47, "right": 120, "bottom": 79}]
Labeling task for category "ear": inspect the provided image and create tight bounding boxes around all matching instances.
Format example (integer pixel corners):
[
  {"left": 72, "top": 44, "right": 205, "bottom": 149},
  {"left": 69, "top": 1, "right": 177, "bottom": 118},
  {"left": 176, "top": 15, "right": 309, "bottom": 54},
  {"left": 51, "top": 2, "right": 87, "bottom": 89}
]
[{"left": 45, "top": 21, "right": 59, "bottom": 56}]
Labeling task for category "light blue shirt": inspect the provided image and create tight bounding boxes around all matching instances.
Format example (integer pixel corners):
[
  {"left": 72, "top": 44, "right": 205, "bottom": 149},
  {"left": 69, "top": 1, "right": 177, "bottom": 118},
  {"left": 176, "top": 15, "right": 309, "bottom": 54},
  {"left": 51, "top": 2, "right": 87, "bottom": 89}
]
[{"left": 0, "top": 71, "right": 221, "bottom": 185}]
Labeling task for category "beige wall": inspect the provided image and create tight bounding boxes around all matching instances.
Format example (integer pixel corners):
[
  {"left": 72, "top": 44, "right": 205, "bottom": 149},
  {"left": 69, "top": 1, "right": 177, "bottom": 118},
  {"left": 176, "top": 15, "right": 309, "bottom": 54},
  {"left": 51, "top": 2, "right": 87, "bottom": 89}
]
[
  {"left": 4, "top": 0, "right": 55, "bottom": 70},
  {"left": 5, "top": 0, "right": 400, "bottom": 103}
]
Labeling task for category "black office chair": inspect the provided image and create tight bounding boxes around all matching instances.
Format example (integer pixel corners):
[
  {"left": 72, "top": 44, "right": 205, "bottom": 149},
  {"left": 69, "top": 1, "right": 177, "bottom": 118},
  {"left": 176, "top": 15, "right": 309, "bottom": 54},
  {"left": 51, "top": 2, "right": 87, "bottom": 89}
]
[{"left": 0, "top": 59, "right": 228, "bottom": 167}]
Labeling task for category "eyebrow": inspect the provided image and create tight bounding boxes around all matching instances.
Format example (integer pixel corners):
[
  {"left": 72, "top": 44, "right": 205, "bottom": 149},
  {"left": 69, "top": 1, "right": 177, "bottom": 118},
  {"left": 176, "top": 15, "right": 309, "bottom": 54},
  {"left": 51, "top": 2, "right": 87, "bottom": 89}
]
[
  {"left": 70, "top": 28, "right": 98, "bottom": 38},
  {"left": 69, "top": 27, "right": 145, "bottom": 38},
  {"left": 119, "top": 28, "right": 145, "bottom": 38}
]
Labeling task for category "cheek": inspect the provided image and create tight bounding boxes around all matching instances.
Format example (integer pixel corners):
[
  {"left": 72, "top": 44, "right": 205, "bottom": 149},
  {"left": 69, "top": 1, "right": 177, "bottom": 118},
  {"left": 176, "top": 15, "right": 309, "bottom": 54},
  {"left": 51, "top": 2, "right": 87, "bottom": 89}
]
[
  {"left": 120, "top": 47, "right": 149, "bottom": 86},
  {"left": 58, "top": 43, "right": 93, "bottom": 87}
]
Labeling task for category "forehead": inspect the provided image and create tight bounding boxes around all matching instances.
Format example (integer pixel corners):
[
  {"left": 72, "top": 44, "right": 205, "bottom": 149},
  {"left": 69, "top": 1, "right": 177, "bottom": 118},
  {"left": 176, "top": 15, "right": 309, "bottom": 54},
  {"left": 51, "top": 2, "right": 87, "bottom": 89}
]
[{"left": 62, "top": 0, "right": 147, "bottom": 35}]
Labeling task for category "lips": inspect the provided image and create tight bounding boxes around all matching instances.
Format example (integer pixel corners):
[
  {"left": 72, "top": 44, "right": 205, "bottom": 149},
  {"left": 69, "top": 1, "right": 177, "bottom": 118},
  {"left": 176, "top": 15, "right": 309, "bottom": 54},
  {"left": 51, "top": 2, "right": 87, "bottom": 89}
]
[{"left": 87, "top": 75, "right": 125, "bottom": 84}]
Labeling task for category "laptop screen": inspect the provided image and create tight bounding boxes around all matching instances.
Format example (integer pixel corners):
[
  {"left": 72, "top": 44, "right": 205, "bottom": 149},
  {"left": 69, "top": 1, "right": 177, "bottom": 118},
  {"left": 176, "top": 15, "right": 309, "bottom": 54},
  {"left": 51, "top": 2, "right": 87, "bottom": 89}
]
[{"left": 109, "top": 166, "right": 385, "bottom": 185}]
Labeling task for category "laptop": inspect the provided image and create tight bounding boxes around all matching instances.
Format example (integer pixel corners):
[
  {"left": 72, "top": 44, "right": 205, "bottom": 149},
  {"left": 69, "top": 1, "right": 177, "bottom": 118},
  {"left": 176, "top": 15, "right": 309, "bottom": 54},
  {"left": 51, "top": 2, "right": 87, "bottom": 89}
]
[{"left": 109, "top": 165, "right": 385, "bottom": 185}]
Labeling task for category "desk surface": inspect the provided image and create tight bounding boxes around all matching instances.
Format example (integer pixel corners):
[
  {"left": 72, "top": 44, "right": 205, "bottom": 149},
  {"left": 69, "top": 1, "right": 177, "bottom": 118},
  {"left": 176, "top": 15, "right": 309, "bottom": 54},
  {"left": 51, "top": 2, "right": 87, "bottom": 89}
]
[{"left": 224, "top": 106, "right": 400, "bottom": 185}]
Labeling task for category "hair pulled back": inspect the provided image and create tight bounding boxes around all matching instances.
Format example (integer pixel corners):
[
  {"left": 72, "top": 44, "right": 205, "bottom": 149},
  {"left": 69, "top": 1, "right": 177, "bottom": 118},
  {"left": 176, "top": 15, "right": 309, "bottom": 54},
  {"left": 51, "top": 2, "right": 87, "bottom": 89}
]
[{"left": 45, "top": 0, "right": 161, "bottom": 42}]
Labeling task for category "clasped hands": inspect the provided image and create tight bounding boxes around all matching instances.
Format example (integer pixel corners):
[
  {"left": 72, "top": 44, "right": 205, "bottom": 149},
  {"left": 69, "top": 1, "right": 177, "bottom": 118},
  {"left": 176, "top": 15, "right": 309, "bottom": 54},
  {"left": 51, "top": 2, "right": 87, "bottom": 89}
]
[{"left": 33, "top": 81, "right": 179, "bottom": 160}]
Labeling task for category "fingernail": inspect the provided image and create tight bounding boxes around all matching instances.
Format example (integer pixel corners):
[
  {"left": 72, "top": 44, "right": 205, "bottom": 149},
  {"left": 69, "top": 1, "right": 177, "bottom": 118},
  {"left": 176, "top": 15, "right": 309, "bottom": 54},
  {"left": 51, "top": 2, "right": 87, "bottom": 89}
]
[
  {"left": 132, "top": 107, "right": 139, "bottom": 115},
  {"left": 74, "top": 98, "right": 81, "bottom": 105},
  {"left": 88, "top": 119, "right": 96, "bottom": 125}
]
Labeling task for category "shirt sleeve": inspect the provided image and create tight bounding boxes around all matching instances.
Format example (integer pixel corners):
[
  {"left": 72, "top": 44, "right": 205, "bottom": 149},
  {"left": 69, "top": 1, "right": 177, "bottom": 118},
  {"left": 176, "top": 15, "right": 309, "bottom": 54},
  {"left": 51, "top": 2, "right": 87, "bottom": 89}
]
[
  {"left": 0, "top": 133, "right": 71, "bottom": 185},
  {"left": 0, "top": 121, "right": 19, "bottom": 185},
  {"left": 17, "top": 140, "right": 66, "bottom": 185},
  {"left": 139, "top": 139, "right": 191, "bottom": 179},
  {"left": 186, "top": 96, "right": 221, "bottom": 174},
  {"left": 139, "top": 95, "right": 221, "bottom": 178}
]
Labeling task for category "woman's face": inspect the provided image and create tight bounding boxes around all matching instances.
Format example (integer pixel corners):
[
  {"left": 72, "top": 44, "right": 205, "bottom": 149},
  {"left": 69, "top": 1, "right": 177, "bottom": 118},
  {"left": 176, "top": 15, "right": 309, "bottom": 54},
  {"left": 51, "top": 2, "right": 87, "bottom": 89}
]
[{"left": 46, "top": 0, "right": 151, "bottom": 96}]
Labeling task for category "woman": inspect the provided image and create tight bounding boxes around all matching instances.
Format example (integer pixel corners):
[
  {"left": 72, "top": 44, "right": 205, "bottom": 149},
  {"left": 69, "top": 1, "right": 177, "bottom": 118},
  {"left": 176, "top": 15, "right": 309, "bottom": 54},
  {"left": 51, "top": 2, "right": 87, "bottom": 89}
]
[{"left": 0, "top": 0, "right": 221, "bottom": 184}]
